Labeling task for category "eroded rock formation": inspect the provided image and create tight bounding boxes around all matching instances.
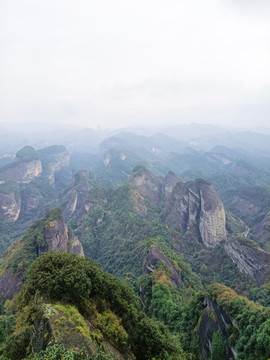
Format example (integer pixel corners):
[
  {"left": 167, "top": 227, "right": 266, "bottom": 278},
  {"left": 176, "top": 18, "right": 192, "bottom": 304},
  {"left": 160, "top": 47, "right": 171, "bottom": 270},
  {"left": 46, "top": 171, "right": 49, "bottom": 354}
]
[{"left": 224, "top": 240, "right": 270, "bottom": 285}]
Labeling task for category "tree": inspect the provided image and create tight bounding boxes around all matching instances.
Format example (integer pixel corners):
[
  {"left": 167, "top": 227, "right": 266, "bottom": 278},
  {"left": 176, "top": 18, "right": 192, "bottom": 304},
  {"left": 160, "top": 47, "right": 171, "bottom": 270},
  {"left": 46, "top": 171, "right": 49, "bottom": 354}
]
[
  {"left": 210, "top": 330, "right": 225, "bottom": 360},
  {"left": 28, "top": 252, "right": 92, "bottom": 304}
]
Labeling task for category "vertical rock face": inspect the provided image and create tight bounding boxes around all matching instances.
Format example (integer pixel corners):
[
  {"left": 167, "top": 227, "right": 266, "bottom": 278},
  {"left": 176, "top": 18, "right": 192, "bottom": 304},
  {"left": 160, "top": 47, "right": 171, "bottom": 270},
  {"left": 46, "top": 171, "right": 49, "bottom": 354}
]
[
  {"left": 37, "top": 145, "right": 70, "bottom": 185},
  {"left": 42, "top": 219, "right": 84, "bottom": 256},
  {"left": 224, "top": 240, "right": 270, "bottom": 285},
  {"left": 199, "top": 183, "right": 227, "bottom": 247},
  {"left": 0, "top": 150, "right": 42, "bottom": 184},
  {"left": 62, "top": 170, "right": 94, "bottom": 219},
  {"left": 162, "top": 171, "right": 184, "bottom": 200},
  {"left": 129, "top": 167, "right": 162, "bottom": 205},
  {"left": 46, "top": 151, "right": 70, "bottom": 184},
  {"left": 43, "top": 219, "right": 69, "bottom": 252},
  {"left": 0, "top": 146, "right": 43, "bottom": 222},
  {"left": 0, "top": 189, "right": 21, "bottom": 221},
  {"left": 129, "top": 168, "right": 227, "bottom": 247},
  {"left": 165, "top": 180, "right": 227, "bottom": 247},
  {"left": 198, "top": 297, "right": 236, "bottom": 360},
  {"left": 164, "top": 181, "right": 201, "bottom": 233}
]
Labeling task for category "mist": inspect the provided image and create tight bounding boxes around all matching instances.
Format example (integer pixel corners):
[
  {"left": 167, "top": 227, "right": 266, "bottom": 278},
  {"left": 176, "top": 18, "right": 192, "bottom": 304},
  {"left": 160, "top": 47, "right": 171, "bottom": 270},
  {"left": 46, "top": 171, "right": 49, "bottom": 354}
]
[{"left": 1, "top": 0, "right": 270, "bottom": 129}]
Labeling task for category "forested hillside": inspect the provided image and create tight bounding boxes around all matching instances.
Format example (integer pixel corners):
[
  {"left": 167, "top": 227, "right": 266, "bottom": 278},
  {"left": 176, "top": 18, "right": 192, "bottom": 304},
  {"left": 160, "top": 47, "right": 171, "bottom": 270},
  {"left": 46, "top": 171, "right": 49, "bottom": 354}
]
[{"left": 1, "top": 130, "right": 270, "bottom": 359}]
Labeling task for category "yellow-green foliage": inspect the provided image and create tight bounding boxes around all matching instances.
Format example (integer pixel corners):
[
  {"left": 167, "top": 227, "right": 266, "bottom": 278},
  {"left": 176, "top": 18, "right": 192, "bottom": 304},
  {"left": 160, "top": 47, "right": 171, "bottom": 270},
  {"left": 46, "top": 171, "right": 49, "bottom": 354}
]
[
  {"left": 153, "top": 269, "right": 173, "bottom": 287},
  {"left": 96, "top": 310, "right": 128, "bottom": 348},
  {"left": 206, "top": 308, "right": 217, "bottom": 322},
  {"left": 208, "top": 283, "right": 263, "bottom": 313},
  {"left": 208, "top": 283, "right": 270, "bottom": 360},
  {"left": 54, "top": 304, "right": 91, "bottom": 341}
]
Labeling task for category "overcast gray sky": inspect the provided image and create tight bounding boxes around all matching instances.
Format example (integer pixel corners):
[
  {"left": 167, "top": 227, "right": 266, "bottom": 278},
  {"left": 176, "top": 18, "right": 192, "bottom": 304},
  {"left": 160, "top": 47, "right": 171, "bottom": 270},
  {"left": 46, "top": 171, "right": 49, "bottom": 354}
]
[{"left": 0, "top": 0, "right": 269, "bottom": 129}]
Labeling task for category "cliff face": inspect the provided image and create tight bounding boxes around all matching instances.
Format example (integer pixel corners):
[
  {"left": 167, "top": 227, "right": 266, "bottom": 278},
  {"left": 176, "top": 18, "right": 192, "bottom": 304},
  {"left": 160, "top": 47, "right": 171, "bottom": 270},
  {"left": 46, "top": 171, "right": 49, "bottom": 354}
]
[
  {"left": 224, "top": 240, "right": 270, "bottom": 285},
  {"left": 199, "top": 182, "right": 227, "bottom": 247},
  {"left": 144, "top": 245, "right": 182, "bottom": 287},
  {"left": 42, "top": 218, "right": 84, "bottom": 256},
  {"left": 164, "top": 180, "right": 227, "bottom": 247},
  {"left": 46, "top": 151, "right": 70, "bottom": 185},
  {"left": 62, "top": 170, "right": 94, "bottom": 219},
  {"left": 0, "top": 149, "right": 42, "bottom": 184},
  {"left": 0, "top": 185, "right": 21, "bottom": 221},
  {"left": 129, "top": 169, "right": 227, "bottom": 247},
  {"left": 37, "top": 145, "right": 70, "bottom": 185},
  {"left": 129, "top": 168, "right": 162, "bottom": 205},
  {"left": 198, "top": 297, "right": 236, "bottom": 360}
]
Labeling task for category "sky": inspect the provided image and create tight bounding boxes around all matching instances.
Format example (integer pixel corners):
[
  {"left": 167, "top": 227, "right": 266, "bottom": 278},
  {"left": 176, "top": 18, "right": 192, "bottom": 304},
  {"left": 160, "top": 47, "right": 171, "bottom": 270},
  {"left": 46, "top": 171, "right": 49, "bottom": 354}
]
[{"left": 0, "top": 0, "right": 270, "bottom": 129}]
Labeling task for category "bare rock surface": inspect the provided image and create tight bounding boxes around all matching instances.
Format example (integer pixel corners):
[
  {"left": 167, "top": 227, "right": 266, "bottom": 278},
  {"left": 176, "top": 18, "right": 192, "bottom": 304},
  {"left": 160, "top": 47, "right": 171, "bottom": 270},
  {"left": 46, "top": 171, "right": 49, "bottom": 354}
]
[{"left": 224, "top": 240, "right": 270, "bottom": 285}]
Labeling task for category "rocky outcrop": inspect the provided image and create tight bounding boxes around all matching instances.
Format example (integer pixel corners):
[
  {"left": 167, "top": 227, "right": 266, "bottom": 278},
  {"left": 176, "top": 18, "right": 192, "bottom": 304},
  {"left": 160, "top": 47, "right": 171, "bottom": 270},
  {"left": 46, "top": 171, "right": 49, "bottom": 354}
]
[
  {"left": 38, "top": 145, "right": 70, "bottom": 185},
  {"left": 129, "top": 168, "right": 162, "bottom": 205},
  {"left": 62, "top": 170, "right": 94, "bottom": 219},
  {"left": 41, "top": 218, "right": 84, "bottom": 256},
  {"left": 0, "top": 184, "right": 21, "bottom": 221},
  {"left": 198, "top": 297, "right": 236, "bottom": 360},
  {"left": 224, "top": 240, "right": 270, "bottom": 285},
  {"left": 164, "top": 180, "right": 227, "bottom": 247},
  {"left": 144, "top": 245, "right": 182, "bottom": 287},
  {"left": 162, "top": 171, "right": 184, "bottom": 200},
  {"left": 129, "top": 168, "right": 227, "bottom": 247},
  {"left": 0, "top": 209, "right": 84, "bottom": 300},
  {"left": 0, "top": 151, "right": 42, "bottom": 184},
  {"left": 199, "top": 182, "right": 227, "bottom": 247}
]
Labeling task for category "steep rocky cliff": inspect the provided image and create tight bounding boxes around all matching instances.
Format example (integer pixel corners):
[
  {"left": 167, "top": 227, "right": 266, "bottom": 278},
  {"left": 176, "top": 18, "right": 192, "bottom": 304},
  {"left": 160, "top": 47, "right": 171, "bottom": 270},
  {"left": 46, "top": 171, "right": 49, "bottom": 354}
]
[
  {"left": 62, "top": 170, "right": 94, "bottom": 219},
  {"left": 129, "top": 168, "right": 227, "bottom": 247},
  {"left": 198, "top": 297, "right": 236, "bottom": 360},
  {"left": 0, "top": 208, "right": 83, "bottom": 300},
  {"left": 0, "top": 146, "right": 42, "bottom": 184},
  {"left": 37, "top": 145, "right": 70, "bottom": 185},
  {"left": 0, "top": 181, "right": 21, "bottom": 221},
  {"left": 41, "top": 218, "right": 84, "bottom": 256},
  {"left": 165, "top": 179, "right": 227, "bottom": 247},
  {"left": 224, "top": 239, "right": 270, "bottom": 285},
  {"left": 129, "top": 167, "right": 162, "bottom": 205}
]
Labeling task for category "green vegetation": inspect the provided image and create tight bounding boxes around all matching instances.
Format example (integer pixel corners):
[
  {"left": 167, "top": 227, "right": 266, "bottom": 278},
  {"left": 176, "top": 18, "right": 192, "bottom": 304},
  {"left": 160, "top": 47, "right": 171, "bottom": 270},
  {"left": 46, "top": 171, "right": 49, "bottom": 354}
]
[
  {"left": 0, "top": 208, "right": 63, "bottom": 277},
  {"left": 0, "top": 252, "right": 186, "bottom": 360},
  {"left": 190, "top": 243, "right": 257, "bottom": 296},
  {"left": 2, "top": 142, "right": 270, "bottom": 360},
  {"left": 28, "top": 252, "right": 92, "bottom": 303},
  {"left": 16, "top": 146, "right": 39, "bottom": 162},
  {"left": 25, "top": 343, "right": 115, "bottom": 359},
  {"left": 208, "top": 283, "right": 270, "bottom": 360},
  {"left": 210, "top": 330, "right": 225, "bottom": 360}
]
